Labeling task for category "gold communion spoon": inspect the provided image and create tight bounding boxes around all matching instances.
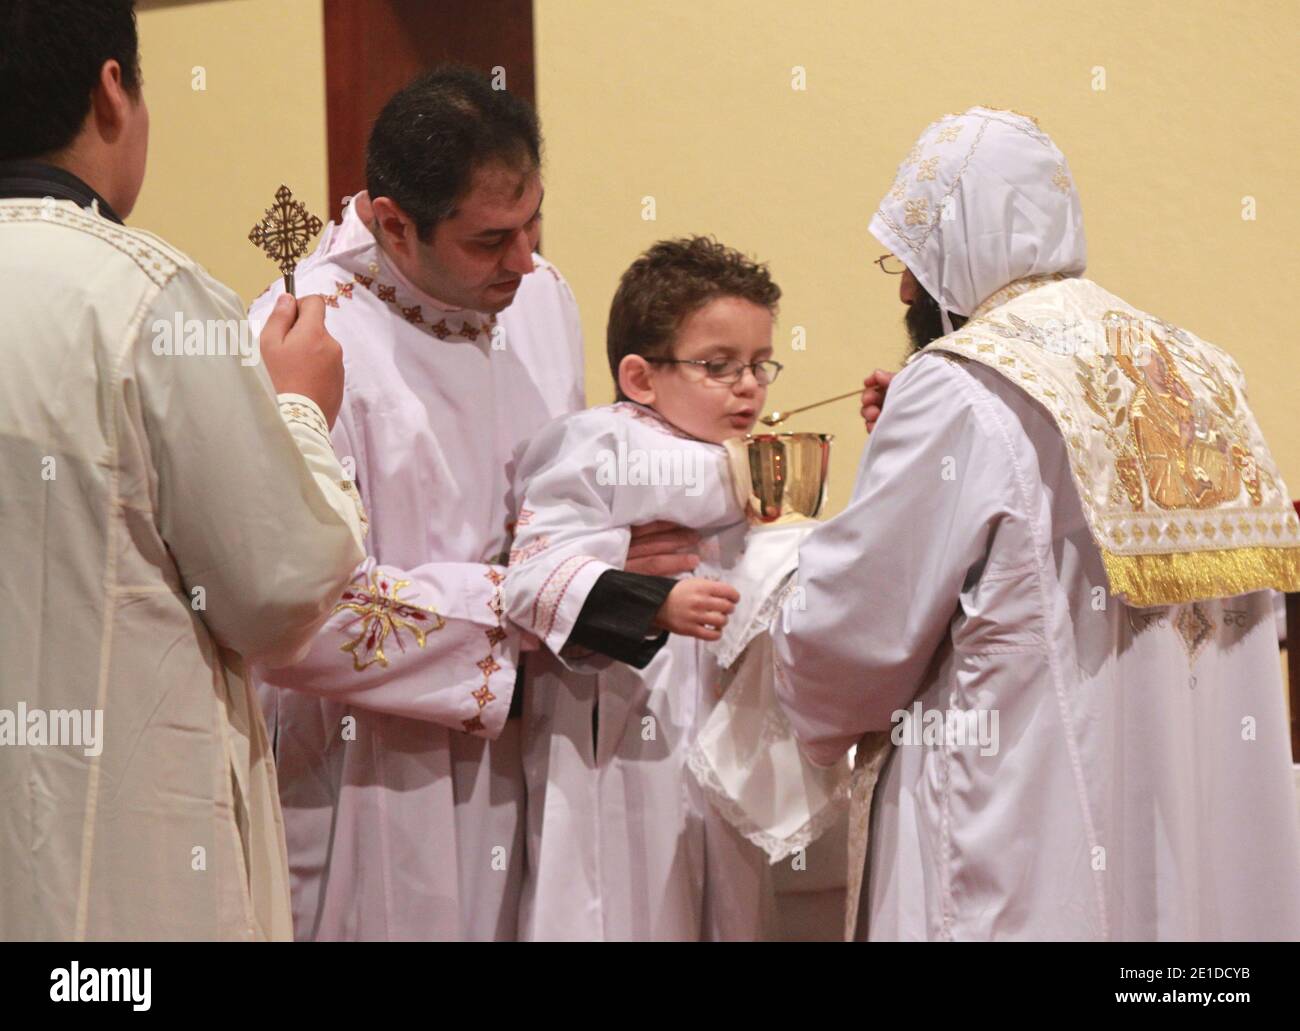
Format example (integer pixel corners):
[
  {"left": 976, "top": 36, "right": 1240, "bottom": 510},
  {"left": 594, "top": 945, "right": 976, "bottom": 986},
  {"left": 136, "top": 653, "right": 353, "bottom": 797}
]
[{"left": 759, "top": 388, "right": 862, "bottom": 427}]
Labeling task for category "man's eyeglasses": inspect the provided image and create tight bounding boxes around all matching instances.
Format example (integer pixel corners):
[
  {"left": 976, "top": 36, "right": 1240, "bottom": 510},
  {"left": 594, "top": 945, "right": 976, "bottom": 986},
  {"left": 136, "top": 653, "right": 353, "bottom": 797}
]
[
  {"left": 875, "top": 253, "right": 906, "bottom": 275},
  {"left": 646, "top": 356, "right": 784, "bottom": 386}
]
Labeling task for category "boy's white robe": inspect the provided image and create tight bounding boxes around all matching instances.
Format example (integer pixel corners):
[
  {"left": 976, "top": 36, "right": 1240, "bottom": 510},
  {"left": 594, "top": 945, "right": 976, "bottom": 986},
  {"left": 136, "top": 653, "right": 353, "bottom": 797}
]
[
  {"left": 250, "top": 201, "right": 585, "bottom": 940},
  {"left": 504, "top": 403, "right": 775, "bottom": 940}
]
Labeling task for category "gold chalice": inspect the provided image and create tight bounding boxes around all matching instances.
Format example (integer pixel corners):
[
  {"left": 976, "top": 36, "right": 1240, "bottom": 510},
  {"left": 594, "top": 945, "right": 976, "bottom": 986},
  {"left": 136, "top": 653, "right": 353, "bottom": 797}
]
[{"left": 725, "top": 432, "right": 833, "bottom": 525}]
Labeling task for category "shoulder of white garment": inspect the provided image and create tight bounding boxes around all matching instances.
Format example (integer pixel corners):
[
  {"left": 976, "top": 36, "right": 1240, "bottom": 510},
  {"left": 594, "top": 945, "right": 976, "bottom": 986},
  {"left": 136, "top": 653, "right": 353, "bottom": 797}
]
[
  {"left": 851, "top": 350, "right": 1029, "bottom": 498},
  {"left": 525, "top": 403, "right": 623, "bottom": 457},
  {"left": 888, "top": 349, "right": 1027, "bottom": 427},
  {"left": 54, "top": 204, "right": 248, "bottom": 319},
  {"left": 526, "top": 253, "right": 577, "bottom": 299},
  {"left": 503, "top": 253, "right": 579, "bottom": 323},
  {"left": 894, "top": 347, "right": 979, "bottom": 394}
]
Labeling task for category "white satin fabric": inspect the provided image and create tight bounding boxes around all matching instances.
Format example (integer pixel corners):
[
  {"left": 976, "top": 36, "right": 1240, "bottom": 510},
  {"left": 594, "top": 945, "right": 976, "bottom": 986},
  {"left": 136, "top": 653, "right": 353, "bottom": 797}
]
[
  {"left": 772, "top": 353, "right": 1300, "bottom": 939},
  {"left": 506, "top": 403, "right": 777, "bottom": 939},
  {"left": 250, "top": 201, "right": 585, "bottom": 940},
  {"left": 869, "top": 106, "right": 1087, "bottom": 327},
  {"left": 0, "top": 199, "right": 364, "bottom": 940}
]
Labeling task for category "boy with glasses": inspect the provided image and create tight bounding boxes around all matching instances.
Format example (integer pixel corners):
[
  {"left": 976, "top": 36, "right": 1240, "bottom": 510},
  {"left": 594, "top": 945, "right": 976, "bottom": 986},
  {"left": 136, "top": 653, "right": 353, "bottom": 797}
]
[{"left": 504, "top": 236, "right": 785, "bottom": 939}]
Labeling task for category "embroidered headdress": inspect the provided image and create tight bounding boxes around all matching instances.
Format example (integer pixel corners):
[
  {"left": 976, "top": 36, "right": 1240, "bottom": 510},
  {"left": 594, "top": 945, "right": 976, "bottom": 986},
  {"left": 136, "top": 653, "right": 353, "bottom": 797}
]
[{"left": 872, "top": 108, "right": 1300, "bottom": 605}]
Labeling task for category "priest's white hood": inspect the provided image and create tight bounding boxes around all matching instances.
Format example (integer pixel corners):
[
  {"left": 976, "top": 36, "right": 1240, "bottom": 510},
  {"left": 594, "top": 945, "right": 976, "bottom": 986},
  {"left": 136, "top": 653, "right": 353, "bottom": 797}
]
[{"left": 868, "top": 107, "right": 1087, "bottom": 330}]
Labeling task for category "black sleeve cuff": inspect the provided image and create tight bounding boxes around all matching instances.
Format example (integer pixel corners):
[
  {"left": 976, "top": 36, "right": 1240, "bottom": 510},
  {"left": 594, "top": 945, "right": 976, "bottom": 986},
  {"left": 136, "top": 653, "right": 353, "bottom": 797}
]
[{"left": 565, "top": 569, "right": 677, "bottom": 669}]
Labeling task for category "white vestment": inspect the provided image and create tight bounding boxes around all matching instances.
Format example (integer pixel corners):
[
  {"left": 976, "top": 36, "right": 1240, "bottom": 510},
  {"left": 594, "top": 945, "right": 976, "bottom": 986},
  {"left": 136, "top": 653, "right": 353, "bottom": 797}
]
[
  {"left": 0, "top": 197, "right": 364, "bottom": 940},
  {"left": 774, "top": 106, "right": 1300, "bottom": 941},
  {"left": 687, "top": 521, "right": 853, "bottom": 866},
  {"left": 250, "top": 200, "right": 584, "bottom": 940},
  {"left": 773, "top": 353, "right": 1300, "bottom": 939},
  {"left": 504, "top": 403, "right": 775, "bottom": 940}
]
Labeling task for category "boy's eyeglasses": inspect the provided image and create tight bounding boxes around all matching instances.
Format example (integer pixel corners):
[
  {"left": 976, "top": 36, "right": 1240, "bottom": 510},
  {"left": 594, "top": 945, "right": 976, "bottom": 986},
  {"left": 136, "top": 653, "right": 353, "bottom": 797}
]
[
  {"left": 647, "top": 357, "right": 784, "bottom": 386},
  {"left": 875, "top": 253, "right": 906, "bottom": 275}
]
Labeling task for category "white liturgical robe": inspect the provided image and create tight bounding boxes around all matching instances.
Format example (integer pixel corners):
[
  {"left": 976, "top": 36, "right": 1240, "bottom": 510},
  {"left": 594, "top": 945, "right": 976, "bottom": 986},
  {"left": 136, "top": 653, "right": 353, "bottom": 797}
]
[
  {"left": 773, "top": 105, "right": 1300, "bottom": 942},
  {"left": 774, "top": 353, "right": 1300, "bottom": 940},
  {"left": 504, "top": 403, "right": 775, "bottom": 940},
  {"left": 0, "top": 195, "right": 365, "bottom": 940},
  {"left": 251, "top": 199, "right": 584, "bottom": 940}
]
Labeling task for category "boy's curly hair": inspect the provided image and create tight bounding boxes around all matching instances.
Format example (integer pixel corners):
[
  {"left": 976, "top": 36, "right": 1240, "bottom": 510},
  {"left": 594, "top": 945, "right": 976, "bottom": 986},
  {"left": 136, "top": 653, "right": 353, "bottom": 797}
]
[{"left": 607, "top": 236, "right": 780, "bottom": 401}]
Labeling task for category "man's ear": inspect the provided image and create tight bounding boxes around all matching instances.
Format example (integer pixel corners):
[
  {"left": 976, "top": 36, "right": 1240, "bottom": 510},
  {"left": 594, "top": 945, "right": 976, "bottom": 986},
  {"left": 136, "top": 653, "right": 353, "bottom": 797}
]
[
  {"left": 90, "top": 60, "right": 130, "bottom": 141},
  {"left": 618, "top": 355, "right": 656, "bottom": 406},
  {"left": 370, "top": 196, "right": 416, "bottom": 257}
]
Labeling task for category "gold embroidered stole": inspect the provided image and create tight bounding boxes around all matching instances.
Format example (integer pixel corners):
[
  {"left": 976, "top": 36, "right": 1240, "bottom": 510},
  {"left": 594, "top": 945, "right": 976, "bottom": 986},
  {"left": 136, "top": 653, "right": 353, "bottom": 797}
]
[{"left": 923, "top": 277, "right": 1300, "bottom": 606}]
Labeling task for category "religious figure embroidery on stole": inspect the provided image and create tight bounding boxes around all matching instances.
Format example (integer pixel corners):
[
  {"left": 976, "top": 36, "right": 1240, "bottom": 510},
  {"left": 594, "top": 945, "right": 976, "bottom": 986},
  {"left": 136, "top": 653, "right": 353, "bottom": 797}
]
[
  {"left": 333, "top": 569, "right": 446, "bottom": 671},
  {"left": 1072, "top": 312, "right": 1266, "bottom": 513}
]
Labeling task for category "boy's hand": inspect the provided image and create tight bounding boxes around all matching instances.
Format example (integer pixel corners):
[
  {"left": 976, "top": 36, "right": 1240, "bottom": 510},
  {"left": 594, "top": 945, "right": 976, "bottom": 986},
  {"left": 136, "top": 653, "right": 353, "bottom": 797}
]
[
  {"left": 627, "top": 520, "right": 701, "bottom": 577},
  {"left": 653, "top": 578, "right": 740, "bottom": 642}
]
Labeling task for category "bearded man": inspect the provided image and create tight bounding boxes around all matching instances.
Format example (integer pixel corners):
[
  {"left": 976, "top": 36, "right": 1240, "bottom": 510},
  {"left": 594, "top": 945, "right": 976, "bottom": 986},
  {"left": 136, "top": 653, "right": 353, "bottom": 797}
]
[{"left": 772, "top": 106, "right": 1300, "bottom": 941}]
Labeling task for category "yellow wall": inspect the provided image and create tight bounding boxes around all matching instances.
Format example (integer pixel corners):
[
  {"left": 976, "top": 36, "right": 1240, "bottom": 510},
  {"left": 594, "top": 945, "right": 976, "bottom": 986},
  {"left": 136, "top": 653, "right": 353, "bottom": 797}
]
[
  {"left": 535, "top": 0, "right": 1300, "bottom": 517},
  {"left": 133, "top": 0, "right": 328, "bottom": 303},
  {"left": 123, "top": 0, "right": 1296, "bottom": 695}
]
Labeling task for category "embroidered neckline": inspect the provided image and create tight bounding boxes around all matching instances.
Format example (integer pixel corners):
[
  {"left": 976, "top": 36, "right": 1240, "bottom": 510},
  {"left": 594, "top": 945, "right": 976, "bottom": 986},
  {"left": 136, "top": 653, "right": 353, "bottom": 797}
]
[
  {"left": 320, "top": 268, "right": 498, "bottom": 342},
  {"left": 609, "top": 402, "right": 702, "bottom": 442},
  {"left": 968, "top": 273, "right": 1071, "bottom": 321}
]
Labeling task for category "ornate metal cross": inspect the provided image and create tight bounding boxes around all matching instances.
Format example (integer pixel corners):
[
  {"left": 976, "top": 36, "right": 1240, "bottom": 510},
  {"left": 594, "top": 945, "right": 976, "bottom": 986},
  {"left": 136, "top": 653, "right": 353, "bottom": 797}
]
[{"left": 248, "top": 184, "right": 323, "bottom": 295}]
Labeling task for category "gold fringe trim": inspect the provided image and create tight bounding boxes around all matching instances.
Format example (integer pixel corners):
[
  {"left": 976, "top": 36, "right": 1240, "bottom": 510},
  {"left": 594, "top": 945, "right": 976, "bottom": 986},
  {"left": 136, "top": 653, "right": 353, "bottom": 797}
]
[{"left": 1102, "top": 545, "right": 1300, "bottom": 608}]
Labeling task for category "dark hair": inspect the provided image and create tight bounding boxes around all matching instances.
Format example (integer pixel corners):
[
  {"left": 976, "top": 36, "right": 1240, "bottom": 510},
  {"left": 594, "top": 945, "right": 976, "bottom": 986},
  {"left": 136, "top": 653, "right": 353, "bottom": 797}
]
[
  {"left": 607, "top": 236, "right": 781, "bottom": 402},
  {"left": 365, "top": 65, "right": 541, "bottom": 241},
  {"left": 905, "top": 284, "right": 968, "bottom": 355},
  {"left": 0, "top": 0, "right": 142, "bottom": 161}
]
